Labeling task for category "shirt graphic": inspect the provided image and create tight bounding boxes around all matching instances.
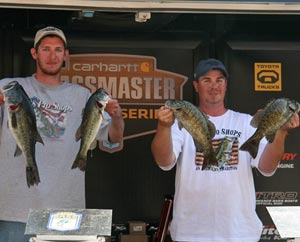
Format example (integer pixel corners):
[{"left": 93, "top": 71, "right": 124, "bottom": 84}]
[
  {"left": 195, "top": 136, "right": 239, "bottom": 171},
  {"left": 31, "top": 96, "right": 73, "bottom": 139}
]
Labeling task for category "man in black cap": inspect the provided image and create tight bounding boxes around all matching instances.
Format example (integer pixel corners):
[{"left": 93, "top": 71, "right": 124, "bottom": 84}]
[{"left": 151, "top": 58, "right": 299, "bottom": 242}]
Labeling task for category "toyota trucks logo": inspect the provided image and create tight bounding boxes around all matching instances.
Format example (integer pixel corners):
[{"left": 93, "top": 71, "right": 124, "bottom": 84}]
[{"left": 254, "top": 62, "right": 282, "bottom": 91}]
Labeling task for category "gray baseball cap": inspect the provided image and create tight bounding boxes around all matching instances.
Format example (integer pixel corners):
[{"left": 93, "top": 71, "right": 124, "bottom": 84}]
[
  {"left": 34, "top": 26, "right": 67, "bottom": 48},
  {"left": 194, "top": 58, "right": 228, "bottom": 80}
]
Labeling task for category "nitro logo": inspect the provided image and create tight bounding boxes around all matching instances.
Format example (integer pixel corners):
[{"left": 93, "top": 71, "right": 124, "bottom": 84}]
[
  {"left": 256, "top": 191, "right": 298, "bottom": 206},
  {"left": 61, "top": 54, "right": 188, "bottom": 139}
]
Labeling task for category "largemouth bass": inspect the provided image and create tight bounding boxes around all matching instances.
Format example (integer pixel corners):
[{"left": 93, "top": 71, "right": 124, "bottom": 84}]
[
  {"left": 165, "top": 99, "right": 218, "bottom": 170},
  {"left": 72, "top": 88, "right": 110, "bottom": 171},
  {"left": 240, "top": 98, "right": 300, "bottom": 158},
  {"left": 1, "top": 81, "right": 44, "bottom": 187}
]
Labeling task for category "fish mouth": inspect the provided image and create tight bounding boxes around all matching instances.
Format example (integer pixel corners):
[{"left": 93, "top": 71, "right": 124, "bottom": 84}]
[
  {"left": 2, "top": 81, "right": 18, "bottom": 92},
  {"left": 96, "top": 101, "right": 105, "bottom": 109},
  {"left": 165, "top": 100, "right": 181, "bottom": 111},
  {"left": 8, "top": 104, "right": 20, "bottom": 111},
  {"left": 164, "top": 100, "right": 173, "bottom": 108},
  {"left": 96, "top": 97, "right": 110, "bottom": 109},
  {"left": 288, "top": 101, "right": 300, "bottom": 113},
  {"left": 103, "top": 89, "right": 110, "bottom": 96},
  {"left": 164, "top": 104, "right": 172, "bottom": 110}
]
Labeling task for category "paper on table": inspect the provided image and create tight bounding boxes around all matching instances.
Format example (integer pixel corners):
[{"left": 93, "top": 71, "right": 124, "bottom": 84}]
[{"left": 267, "top": 206, "right": 300, "bottom": 239}]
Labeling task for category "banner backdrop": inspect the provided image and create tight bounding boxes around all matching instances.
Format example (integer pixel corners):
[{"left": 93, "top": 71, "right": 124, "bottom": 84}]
[
  {"left": 52, "top": 40, "right": 300, "bottom": 241},
  {"left": 61, "top": 54, "right": 188, "bottom": 141},
  {"left": 2, "top": 28, "right": 300, "bottom": 241},
  {"left": 223, "top": 40, "right": 300, "bottom": 242},
  {"left": 59, "top": 33, "right": 209, "bottom": 227},
  {"left": 60, "top": 53, "right": 191, "bottom": 223}
]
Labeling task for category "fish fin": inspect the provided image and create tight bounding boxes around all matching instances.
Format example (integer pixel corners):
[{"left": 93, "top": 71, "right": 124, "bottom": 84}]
[
  {"left": 203, "top": 112, "right": 209, "bottom": 118},
  {"left": 14, "top": 145, "right": 22, "bottom": 157},
  {"left": 71, "top": 156, "right": 87, "bottom": 171},
  {"left": 81, "top": 108, "right": 85, "bottom": 117},
  {"left": 89, "top": 139, "right": 97, "bottom": 151},
  {"left": 250, "top": 110, "right": 264, "bottom": 128},
  {"left": 26, "top": 165, "right": 40, "bottom": 187},
  {"left": 195, "top": 143, "right": 208, "bottom": 169},
  {"left": 196, "top": 141, "right": 218, "bottom": 170},
  {"left": 11, "top": 112, "right": 18, "bottom": 129},
  {"left": 75, "top": 127, "right": 82, "bottom": 142},
  {"left": 201, "top": 158, "right": 209, "bottom": 170},
  {"left": 101, "top": 118, "right": 109, "bottom": 126},
  {"left": 209, "top": 150, "right": 218, "bottom": 167},
  {"left": 266, "top": 134, "right": 275, "bottom": 143},
  {"left": 201, "top": 148, "right": 218, "bottom": 170},
  {"left": 35, "top": 132, "right": 44, "bottom": 145},
  {"left": 207, "top": 120, "right": 216, "bottom": 138},
  {"left": 195, "top": 144, "right": 204, "bottom": 153},
  {"left": 178, "top": 121, "right": 183, "bottom": 130},
  {"left": 240, "top": 136, "right": 260, "bottom": 159}
]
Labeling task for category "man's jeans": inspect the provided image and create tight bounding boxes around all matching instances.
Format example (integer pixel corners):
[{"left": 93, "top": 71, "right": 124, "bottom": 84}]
[{"left": 0, "top": 220, "right": 31, "bottom": 242}]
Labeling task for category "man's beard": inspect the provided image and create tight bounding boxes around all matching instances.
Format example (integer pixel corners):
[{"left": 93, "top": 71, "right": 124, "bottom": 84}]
[{"left": 37, "top": 58, "right": 63, "bottom": 75}]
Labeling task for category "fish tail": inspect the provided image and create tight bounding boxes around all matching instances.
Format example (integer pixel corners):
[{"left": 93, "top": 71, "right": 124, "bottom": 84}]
[
  {"left": 240, "top": 137, "right": 260, "bottom": 159},
  {"left": 202, "top": 150, "right": 218, "bottom": 170},
  {"left": 202, "top": 158, "right": 209, "bottom": 170},
  {"left": 26, "top": 165, "right": 40, "bottom": 188},
  {"left": 71, "top": 154, "right": 87, "bottom": 171},
  {"left": 209, "top": 151, "right": 218, "bottom": 167}
]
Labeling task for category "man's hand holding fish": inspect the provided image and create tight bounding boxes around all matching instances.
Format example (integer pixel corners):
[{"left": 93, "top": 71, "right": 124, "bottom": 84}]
[
  {"left": 157, "top": 106, "right": 175, "bottom": 128},
  {"left": 105, "top": 98, "right": 124, "bottom": 144}
]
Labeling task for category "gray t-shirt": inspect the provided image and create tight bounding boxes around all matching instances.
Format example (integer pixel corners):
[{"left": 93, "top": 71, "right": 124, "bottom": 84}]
[{"left": 0, "top": 75, "right": 110, "bottom": 222}]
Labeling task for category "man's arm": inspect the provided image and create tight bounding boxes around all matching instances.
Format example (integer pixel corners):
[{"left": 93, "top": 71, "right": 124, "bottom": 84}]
[
  {"left": 105, "top": 99, "right": 124, "bottom": 143},
  {"left": 151, "top": 106, "right": 176, "bottom": 167},
  {"left": 258, "top": 112, "right": 299, "bottom": 174}
]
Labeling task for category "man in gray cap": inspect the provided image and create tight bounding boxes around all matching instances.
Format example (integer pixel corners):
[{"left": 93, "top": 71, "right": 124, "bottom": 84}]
[
  {"left": 151, "top": 58, "right": 299, "bottom": 242},
  {"left": 0, "top": 26, "right": 124, "bottom": 242},
  {"left": 33, "top": 26, "right": 67, "bottom": 48}
]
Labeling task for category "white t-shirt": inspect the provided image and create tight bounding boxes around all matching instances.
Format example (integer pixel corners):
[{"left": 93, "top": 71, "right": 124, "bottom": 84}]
[
  {"left": 163, "top": 109, "right": 270, "bottom": 242},
  {"left": 0, "top": 76, "right": 111, "bottom": 222}
]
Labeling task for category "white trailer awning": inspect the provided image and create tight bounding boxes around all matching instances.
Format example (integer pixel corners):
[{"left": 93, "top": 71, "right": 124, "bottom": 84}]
[{"left": 0, "top": 0, "right": 300, "bottom": 14}]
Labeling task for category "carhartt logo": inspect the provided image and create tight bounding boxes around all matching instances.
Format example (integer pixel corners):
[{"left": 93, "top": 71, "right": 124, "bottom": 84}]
[{"left": 61, "top": 54, "right": 188, "bottom": 139}]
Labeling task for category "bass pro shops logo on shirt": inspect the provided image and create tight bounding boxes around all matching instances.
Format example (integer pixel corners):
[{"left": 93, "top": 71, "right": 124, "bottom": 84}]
[{"left": 195, "top": 137, "right": 238, "bottom": 171}]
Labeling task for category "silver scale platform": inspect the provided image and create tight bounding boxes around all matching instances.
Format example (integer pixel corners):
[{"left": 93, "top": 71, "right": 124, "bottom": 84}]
[{"left": 25, "top": 208, "right": 112, "bottom": 242}]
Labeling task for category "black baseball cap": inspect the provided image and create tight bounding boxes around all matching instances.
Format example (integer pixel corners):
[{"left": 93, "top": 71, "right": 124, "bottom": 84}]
[{"left": 194, "top": 58, "right": 228, "bottom": 80}]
